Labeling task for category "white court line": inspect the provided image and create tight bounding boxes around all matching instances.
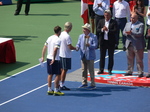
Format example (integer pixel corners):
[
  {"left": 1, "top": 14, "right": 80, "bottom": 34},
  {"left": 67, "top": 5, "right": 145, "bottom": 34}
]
[
  {"left": 0, "top": 50, "right": 123, "bottom": 106},
  {"left": 0, "top": 83, "right": 48, "bottom": 106},
  {"left": 0, "top": 61, "right": 46, "bottom": 82},
  {"left": 94, "top": 50, "right": 122, "bottom": 63},
  {"left": 0, "top": 62, "right": 47, "bottom": 106}
]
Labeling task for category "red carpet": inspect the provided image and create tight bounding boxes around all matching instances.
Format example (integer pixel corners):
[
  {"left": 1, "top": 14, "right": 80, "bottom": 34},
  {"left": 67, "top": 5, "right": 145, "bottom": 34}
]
[{"left": 88, "top": 70, "right": 150, "bottom": 87}]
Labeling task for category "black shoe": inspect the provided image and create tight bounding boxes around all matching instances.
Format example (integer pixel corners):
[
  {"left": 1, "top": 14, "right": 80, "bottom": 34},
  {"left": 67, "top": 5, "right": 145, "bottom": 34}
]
[
  {"left": 97, "top": 70, "right": 103, "bottom": 74},
  {"left": 124, "top": 73, "right": 132, "bottom": 76},
  {"left": 14, "top": 12, "right": 19, "bottom": 15},
  {"left": 25, "top": 13, "right": 28, "bottom": 16},
  {"left": 146, "top": 74, "right": 150, "bottom": 78},
  {"left": 108, "top": 71, "right": 112, "bottom": 75},
  {"left": 123, "top": 47, "right": 126, "bottom": 51},
  {"left": 60, "top": 86, "right": 70, "bottom": 90},
  {"left": 138, "top": 74, "right": 144, "bottom": 78},
  {"left": 115, "top": 46, "right": 118, "bottom": 49}
]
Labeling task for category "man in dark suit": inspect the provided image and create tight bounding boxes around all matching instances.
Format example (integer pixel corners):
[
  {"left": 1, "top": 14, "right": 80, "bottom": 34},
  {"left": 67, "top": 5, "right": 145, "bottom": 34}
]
[
  {"left": 123, "top": 13, "right": 146, "bottom": 77},
  {"left": 14, "top": 0, "right": 30, "bottom": 16},
  {"left": 97, "top": 10, "right": 118, "bottom": 74}
]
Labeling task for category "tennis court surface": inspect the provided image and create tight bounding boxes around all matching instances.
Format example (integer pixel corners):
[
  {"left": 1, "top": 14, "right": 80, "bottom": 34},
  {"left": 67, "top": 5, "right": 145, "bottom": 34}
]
[{"left": 0, "top": 50, "right": 150, "bottom": 112}]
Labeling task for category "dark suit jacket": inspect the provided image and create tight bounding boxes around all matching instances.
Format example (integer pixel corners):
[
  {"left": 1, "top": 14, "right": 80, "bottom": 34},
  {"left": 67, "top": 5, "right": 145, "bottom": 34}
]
[{"left": 97, "top": 19, "right": 118, "bottom": 47}]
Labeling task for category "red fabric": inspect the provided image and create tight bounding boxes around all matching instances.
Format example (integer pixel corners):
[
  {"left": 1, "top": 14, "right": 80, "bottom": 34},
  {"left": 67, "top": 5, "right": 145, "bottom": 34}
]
[
  {"left": 88, "top": 72, "right": 150, "bottom": 87},
  {"left": 0, "top": 39, "right": 16, "bottom": 63},
  {"left": 129, "top": 0, "right": 136, "bottom": 12},
  {"left": 110, "top": 0, "right": 116, "bottom": 8},
  {"left": 81, "top": 0, "right": 89, "bottom": 24},
  {"left": 81, "top": 9, "right": 89, "bottom": 24},
  {"left": 87, "top": 0, "right": 94, "bottom": 5},
  {"left": 82, "top": 0, "right": 88, "bottom": 3}
]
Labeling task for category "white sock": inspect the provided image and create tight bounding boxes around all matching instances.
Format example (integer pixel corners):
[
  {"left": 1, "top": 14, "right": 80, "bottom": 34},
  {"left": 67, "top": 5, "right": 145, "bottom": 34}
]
[
  {"left": 48, "top": 87, "right": 52, "bottom": 91},
  {"left": 54, "top": 88, "right": 59, "bottom": 92},
  {"left": 60, "top": 82, "right": 64, "bottom": 87}
]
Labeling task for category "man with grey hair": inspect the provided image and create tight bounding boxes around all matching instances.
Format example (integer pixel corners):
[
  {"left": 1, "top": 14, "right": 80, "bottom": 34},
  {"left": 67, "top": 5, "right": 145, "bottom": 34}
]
[
  {"left": 97, "top": 10, "right": 118, "bottom": 74},
  {"left": 59, "top": 22, "right": 76, "bottom": 90}
]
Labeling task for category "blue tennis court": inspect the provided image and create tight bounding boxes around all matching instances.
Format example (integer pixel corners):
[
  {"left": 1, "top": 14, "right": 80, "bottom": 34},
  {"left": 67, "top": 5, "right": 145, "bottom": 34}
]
[{"left": 0, "top": 50, "right": 150, "bottom": 112}]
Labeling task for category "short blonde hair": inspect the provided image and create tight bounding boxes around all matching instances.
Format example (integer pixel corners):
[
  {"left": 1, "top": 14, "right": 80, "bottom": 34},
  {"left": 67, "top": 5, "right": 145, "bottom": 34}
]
[{"left": 64, "top": 22, "right": 72, "bottom": 30}]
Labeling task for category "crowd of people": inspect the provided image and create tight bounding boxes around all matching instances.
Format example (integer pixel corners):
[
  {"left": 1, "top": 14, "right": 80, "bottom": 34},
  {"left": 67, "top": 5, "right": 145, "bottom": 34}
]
[
  {"left": 86, "top": 0, "right": 150, "bottom": 78},
  {"left": 39, "top": 0, "right": 150, "bottom": 96}
]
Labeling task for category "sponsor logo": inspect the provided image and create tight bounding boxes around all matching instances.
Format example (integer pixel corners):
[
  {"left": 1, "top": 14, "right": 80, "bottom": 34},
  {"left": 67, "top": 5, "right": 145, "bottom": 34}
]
[{"left": 107, "top": 80, "right": 133, "bottom": 86}]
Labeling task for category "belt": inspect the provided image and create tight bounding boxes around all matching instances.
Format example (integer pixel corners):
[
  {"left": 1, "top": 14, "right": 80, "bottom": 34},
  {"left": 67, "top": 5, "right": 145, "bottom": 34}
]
[{"left": 115, "top": 17, "right": 126, "bottom": 19}]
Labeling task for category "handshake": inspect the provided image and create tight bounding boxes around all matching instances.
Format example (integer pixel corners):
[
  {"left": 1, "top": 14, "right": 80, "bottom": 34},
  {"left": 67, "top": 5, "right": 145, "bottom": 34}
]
[{"left": 76, "top": 47, "right": 79, "bottom": 51}]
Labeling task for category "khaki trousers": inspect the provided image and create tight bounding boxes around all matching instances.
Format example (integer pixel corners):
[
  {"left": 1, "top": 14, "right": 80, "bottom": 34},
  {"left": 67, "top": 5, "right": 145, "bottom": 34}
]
[
  {"left": 126, "top": 44, "right": 144, "bottom": 74},
  {"left": 81, "top": 58, "right": 95, "bottom": 86}
]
